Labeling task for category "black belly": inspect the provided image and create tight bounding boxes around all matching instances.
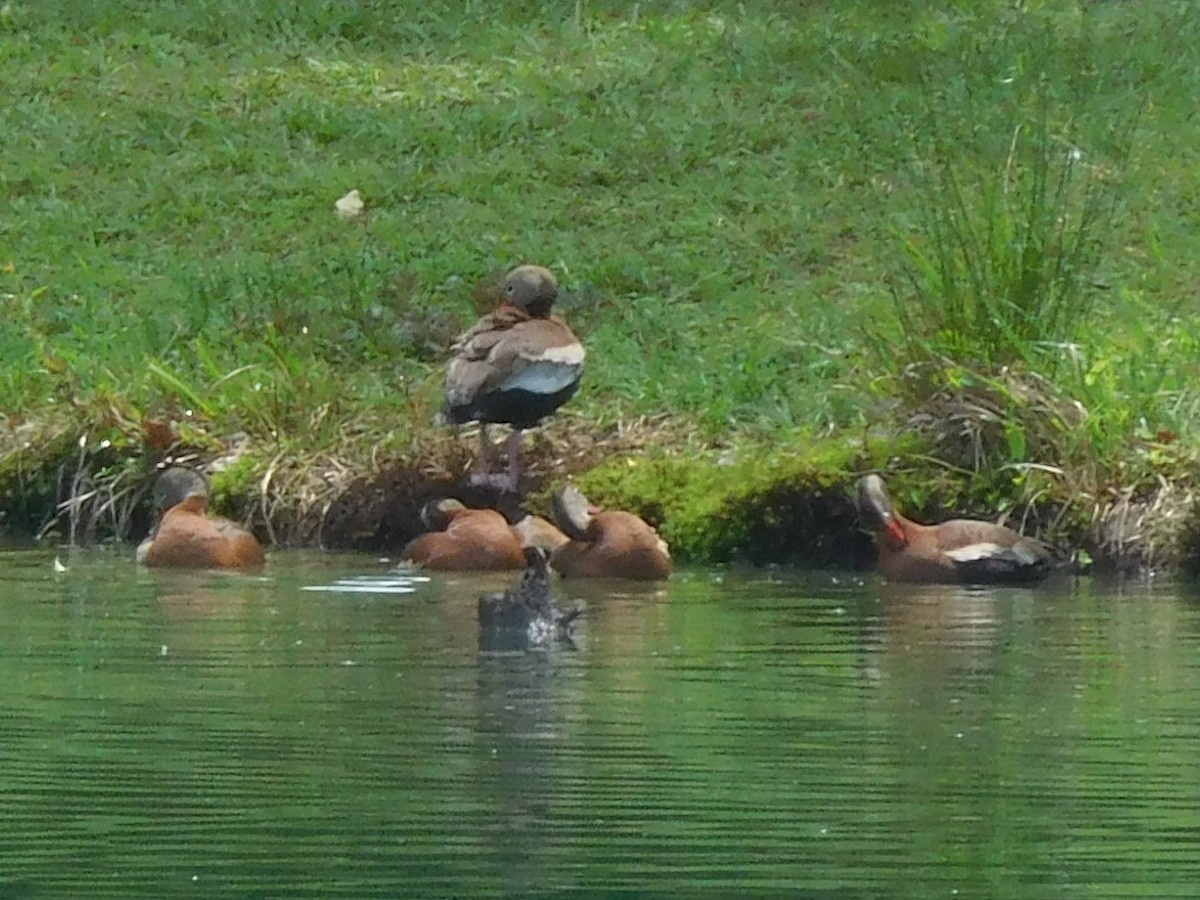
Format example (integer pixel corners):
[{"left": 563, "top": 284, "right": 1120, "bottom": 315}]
[{"left": 446, "top": 379, "right": 580, "bottom": 430}]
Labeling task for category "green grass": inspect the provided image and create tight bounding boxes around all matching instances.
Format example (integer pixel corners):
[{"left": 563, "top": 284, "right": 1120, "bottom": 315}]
[{"left": 2, "top": 0, "right": 1199, "bottom": 550}]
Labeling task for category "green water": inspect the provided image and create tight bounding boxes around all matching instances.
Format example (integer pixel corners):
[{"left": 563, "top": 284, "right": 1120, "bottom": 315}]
[{"left": 1, "top": 546, "right": 1199, "bottom": 897}]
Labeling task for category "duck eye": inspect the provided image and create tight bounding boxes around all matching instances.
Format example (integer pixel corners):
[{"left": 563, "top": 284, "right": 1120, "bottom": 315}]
[{"left": 505, "top": 284, "right": 514, "bottom": 294}]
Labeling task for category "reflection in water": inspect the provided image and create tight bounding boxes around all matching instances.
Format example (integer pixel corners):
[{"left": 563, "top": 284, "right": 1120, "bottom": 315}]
[
  {"left": 151, "top": 571, "right": 259, "bottom": 617},
  {"left": 1, "top": 549, "right": 1200, "bottom": 895},
  {"left": 473, "top": 645, "right": 583, "bottom": 894},
  {"left": 866, "top": 581, "right": 1010, "bottom": 679}
]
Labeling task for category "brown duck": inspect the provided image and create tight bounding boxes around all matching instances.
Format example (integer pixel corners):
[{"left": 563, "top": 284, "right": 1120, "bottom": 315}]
[
  {"left": 549, "top": 484, "right": 673, "bottom": 581},
  {"left": 444, "top": 265, "right": 585, "bottom": 493},
  {"left": 510, "top": 513, "right": 570, "bottom": 554},
  {"left": 138, "top": 467, "right": 265, "bottom": 570},
  {"left": 856, "top": 474, "right": 1065, "bottom": 584},
  {"left": 401, "top": 499, "right": 527, "bottom": 571}
]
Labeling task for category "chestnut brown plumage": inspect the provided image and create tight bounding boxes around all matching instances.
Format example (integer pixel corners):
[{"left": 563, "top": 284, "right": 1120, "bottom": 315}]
[
  {"left": 510, "top": 513, "right": 570, "bottom": 554},
  {"left": 139, "top": 467, "right": 265, "bottom": 570},
  {"left": 549, "top": 484, "right": 672, "bottom": 581},
  {"left": 855, "top": 474, "right": 1066, "bottom": 584},
  {"left": 401, "top": 499, "right": 527, "bottom": 571}
]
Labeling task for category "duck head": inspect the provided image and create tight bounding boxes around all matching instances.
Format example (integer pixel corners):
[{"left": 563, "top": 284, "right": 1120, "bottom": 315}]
[
  {"left": 551, "top": 483, "right": 597, "bottom": 541},
  {"left": 502, "top": 264, "right": 558, "bottom": 317},
  {"left": 522, "top": 545, "right": 551, "bottom": 576},
  {"left": 856, "top": 474, "right": 908, "bottom": 548},
  {"left": 516, "top": 545, "right": 555, "bottom": 610},
  {"left": 152, "top": 467, "right": 211, "bottom": 513},
  {"left": 419, "top": 498, "right": 467, "bottom": 531}
]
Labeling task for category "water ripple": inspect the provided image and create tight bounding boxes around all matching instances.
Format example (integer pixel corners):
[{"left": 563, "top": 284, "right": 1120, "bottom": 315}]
[{"left": 0, "top": 551, "right": 1198, "bottom": 895}]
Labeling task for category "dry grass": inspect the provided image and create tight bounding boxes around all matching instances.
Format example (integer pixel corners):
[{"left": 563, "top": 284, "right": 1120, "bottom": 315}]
[
  {"left": 902, "top": 364, "right": 1087, "bottom": 475},
  {"left": 1089, "top": 480, "right": 1198, "bottom": 574}
]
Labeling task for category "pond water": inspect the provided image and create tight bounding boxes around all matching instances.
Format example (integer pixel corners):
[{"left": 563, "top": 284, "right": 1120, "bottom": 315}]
[{"left": 1, "top": 545, "right": 1199, "bottom": 897}]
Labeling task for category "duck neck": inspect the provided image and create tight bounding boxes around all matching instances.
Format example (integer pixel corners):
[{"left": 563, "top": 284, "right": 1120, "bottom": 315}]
[
  {"left": 177, "top": 495, "right": 209, "bottom": 515},
  {"left": 880, "top": 515, "right": 909, "bottom": 550}
]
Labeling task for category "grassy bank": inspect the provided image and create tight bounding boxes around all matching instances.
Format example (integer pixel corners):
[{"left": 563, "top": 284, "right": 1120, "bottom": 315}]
[{"left": 2, "top": 1, "right": 1198, "bottom": 568}]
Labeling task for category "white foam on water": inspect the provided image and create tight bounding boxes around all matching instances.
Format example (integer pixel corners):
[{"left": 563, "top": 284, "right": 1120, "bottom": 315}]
[{"left": 302, "top": 575, "right": 428, "bottom": 595}]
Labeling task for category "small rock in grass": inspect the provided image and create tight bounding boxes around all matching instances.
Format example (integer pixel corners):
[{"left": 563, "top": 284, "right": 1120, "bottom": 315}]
[{"left": 334, "top": 189, "right": 365, "bottom": 221}]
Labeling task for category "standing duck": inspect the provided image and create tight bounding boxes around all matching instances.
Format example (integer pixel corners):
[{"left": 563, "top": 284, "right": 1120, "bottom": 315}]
[
  {"left": 138, "top": 467, "right": 266, "bottom": 570},
  {"left": 444, "top": 265, "right": 585, "bottom": 494},
  {"left": 549, "top": 484, "right": 673, "bottom": 581},
  {"left": 478, "top": 546, "right": 583, "bottom": 647},
  {"left": 855, "top": 474, "right": 1064, "bottom": 584},
  {"left": 401, "top": 499, "right": 527, "bottom": 571}
]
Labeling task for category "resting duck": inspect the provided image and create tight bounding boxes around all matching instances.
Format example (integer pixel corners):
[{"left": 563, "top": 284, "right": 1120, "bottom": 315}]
[
  {"left": 444, "top": 265, "right": 585, "bottom": 494},
  {"left": 549, "top": 484, "right": 673, "bottom": 581},
  {"left": 138, "top": 467, "right": 266, "bottom": 570},
  {"left": 401, "top": 499, "right": 527, "bottom": 571},
  {"left": 478, "top": 546, "right": 583, "bottom": 647},
  {"left": 510, "top": 513, "right": 570, "bottom": 554},
  {"left": 855, "top": 474, "right": 1064, "bottom": 584}
]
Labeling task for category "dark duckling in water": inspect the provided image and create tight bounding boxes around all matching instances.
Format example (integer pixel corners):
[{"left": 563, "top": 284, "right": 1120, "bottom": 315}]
[{"left": 478, "top": 547, "right": 583, "bottom": 648}]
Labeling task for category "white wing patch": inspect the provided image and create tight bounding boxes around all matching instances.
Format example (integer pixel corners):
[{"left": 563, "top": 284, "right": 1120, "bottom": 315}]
[
  {"left": 1007, "top": 543, "right": 1043, "bottom": 565},
  {"left": 486, "top": 342, "right": 584, "bottom": 366},
  {"left": 537, "top": 344, "right": 586, "bottom": 366},
  {"left": 945, "top": 541, "right": 1044, "bottom": 566},
  {"left": 498, "top": 359, "right": 583, "bottom": 395},
  {"left": 944, "top": 542, "right": 1006, "bottom": 563}
]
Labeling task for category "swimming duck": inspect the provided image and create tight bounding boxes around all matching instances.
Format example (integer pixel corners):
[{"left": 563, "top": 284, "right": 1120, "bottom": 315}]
[
  {"left": 138, "top": 467, "right": 266, "bottom": 570},
  {"left": 549, "top": 484, "right": 673, "bottom": 581},
  {"left": 478, "top": 546, "right": 583, "bottom": 647},
  {"left": 855, "top": 474, "right": 1065, "bottom": 584},
  {"left": 401, "top": 499, "right": 527, "bottom": 571},
  {"left": 444, "top": 265, "right": 585, "bottom": 494}
]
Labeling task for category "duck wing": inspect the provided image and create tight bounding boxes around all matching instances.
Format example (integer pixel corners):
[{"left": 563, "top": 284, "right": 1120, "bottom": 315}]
[
  {"left": 942, "top": 525, "right": 1066, "bottom": 584},
  {"left": 447, "top": 314, "right": 583, "bottom": 410},
  {"left": 446, "top": 307, "right": 529, "bottom": 408}
]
